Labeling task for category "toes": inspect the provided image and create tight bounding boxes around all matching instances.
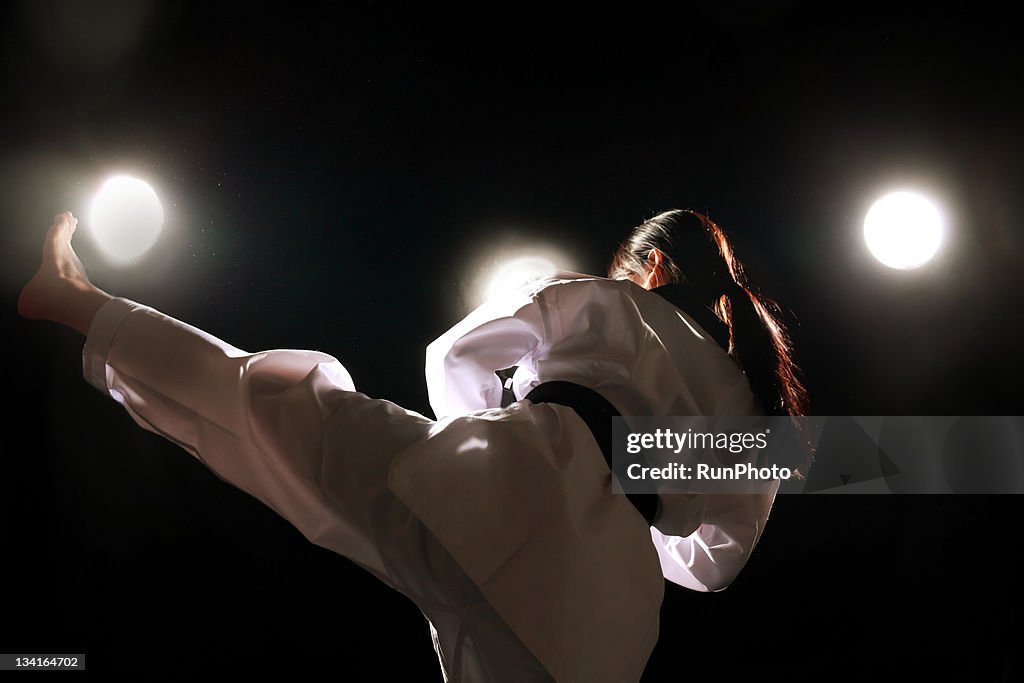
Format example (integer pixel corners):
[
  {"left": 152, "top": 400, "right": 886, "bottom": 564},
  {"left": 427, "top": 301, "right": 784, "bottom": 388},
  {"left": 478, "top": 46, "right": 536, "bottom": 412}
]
[
  {"left": 53, "top": 211, "right": 77, "bottom": 229},
  {"left": 48, "top": 212, "right": 77, "bottom": 239},
  {"left": 44, "top": 220, "right": 72, "bottom": 261}
]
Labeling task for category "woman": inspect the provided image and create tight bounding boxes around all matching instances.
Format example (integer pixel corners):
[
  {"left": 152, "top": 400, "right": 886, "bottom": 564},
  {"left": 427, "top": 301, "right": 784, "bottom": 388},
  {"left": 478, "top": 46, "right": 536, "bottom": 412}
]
[
  {"left": 424, "top": 208, "right": 809, "bottom": 595},
  {"left": 19, "top": 208, "right": 807, "bottom": 682}
]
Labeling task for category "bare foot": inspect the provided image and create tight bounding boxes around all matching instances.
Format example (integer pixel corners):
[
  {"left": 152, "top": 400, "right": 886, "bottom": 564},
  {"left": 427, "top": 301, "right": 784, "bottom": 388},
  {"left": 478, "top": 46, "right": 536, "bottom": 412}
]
[{"left": 18, "top": 212, "right": 111, "bottom": 334}]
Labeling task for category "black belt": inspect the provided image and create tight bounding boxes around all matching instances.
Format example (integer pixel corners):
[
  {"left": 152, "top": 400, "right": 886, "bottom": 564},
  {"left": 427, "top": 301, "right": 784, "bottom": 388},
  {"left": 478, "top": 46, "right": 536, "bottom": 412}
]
[{"left": 524, "top": 381, "right": 660, "bottom": 526}]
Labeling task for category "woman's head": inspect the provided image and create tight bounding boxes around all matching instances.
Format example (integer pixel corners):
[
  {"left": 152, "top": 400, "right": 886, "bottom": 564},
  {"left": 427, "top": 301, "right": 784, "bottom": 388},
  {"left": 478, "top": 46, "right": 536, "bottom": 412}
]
[{"left": 609, "top": 209, "right": 809, "bottom": 419}]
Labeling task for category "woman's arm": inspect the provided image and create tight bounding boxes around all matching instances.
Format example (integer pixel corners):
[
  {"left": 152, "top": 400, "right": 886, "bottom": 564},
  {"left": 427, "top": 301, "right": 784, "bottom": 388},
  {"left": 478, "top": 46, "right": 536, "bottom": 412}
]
[
  {"left": 651, "top": 487, "right": 779, "bottom": 592},
  {"left": 425, "top": 285, "right": 545, "bottom": 419}
]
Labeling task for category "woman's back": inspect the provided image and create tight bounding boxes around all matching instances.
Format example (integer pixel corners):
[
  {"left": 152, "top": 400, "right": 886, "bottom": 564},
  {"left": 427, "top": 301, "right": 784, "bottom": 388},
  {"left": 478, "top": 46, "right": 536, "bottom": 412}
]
[{"left": 427, "top": 274, "right": 759, "bottom": 421}]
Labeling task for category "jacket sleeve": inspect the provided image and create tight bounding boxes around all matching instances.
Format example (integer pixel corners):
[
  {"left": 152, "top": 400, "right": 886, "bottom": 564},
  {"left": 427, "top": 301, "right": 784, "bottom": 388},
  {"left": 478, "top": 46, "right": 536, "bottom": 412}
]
[
  {"left": 649, "top": 484, "right": 779, "bottom": 592},
  {"left": 425, "top": 286, "right": 546, "bottom": 420}
]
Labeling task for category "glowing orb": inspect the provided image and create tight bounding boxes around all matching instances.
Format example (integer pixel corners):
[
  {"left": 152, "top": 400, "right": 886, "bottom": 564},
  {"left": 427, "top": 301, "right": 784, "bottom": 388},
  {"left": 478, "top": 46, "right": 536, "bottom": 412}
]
[
  {"left": 863, "top": 191, "right": 944, "bottom": 269},
  {"left": 89, "top": 175, "right": 164, "bottom": 262},
  {"left": 483, "top": 256, "right": 558, "bottom": 301}
]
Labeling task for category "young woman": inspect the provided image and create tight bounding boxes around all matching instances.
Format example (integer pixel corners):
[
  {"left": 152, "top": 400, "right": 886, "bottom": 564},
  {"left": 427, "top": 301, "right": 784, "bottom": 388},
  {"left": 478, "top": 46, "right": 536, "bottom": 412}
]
[{"left": 19, "top": 208, "right": 807, "bottom": 682}]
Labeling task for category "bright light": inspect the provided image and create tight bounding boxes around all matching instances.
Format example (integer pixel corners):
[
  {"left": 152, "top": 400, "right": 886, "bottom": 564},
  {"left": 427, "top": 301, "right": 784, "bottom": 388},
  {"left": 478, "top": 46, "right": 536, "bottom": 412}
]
[
  {"left": 459, "top": 234, "right": 577, "bottom": 311},
  {"left": 863, "top": 191, "right": 944, "bottom": 269},
  {"left": 89, "top": 175, "right": 164, "bottom": 262},
  {"left": 483, "top": 255, "right": 559, "bottom": 302}
]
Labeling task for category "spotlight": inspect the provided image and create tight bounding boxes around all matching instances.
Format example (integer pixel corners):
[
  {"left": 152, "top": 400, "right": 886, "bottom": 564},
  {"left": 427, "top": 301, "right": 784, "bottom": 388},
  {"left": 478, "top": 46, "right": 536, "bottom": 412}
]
[
  {"left": 863, "top": 191, "right": 944, "bottom": 269},
  {"left": 89, "top": 175, "right": 164, "bottom": 262}
]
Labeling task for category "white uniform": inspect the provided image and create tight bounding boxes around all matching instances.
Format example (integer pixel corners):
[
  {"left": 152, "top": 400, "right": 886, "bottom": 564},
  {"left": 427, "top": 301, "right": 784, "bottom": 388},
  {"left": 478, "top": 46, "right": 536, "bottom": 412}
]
[
  {"left": 424, "top": 274, "right": 778, "bottom": 592},
  {"left": 81, "top": 274, "right": 775, "bottom": 683}
]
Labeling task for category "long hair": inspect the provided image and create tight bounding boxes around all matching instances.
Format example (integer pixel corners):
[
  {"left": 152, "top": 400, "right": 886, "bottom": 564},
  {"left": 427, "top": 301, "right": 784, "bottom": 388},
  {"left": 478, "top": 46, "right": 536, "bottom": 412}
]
[{"left": 609, "top": 209, "right": 810, "bottom": 420}]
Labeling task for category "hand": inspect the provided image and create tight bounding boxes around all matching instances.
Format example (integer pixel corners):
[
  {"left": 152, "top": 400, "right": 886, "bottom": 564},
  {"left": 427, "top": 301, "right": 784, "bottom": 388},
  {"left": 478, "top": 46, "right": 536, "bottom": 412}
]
[{"left": 18, "top": 211, "right": 112, "bottom": 335}]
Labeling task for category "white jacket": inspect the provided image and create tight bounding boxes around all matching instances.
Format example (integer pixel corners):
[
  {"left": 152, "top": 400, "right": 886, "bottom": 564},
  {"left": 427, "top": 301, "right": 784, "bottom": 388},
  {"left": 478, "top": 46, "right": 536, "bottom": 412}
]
[{"left": 425, "top": 273, "right": 777, "bottom": 592}]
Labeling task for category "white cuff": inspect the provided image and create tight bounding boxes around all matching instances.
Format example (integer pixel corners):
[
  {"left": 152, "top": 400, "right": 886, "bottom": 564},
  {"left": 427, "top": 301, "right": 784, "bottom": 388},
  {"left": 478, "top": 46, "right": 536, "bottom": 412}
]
[{"left": 82, "top": 297, "right": 145, "bottom": 395}]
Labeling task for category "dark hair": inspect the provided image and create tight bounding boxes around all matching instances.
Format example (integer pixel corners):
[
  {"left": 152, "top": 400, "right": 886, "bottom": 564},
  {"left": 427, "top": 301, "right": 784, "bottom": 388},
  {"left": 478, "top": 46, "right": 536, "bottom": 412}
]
[{"left": 609, "top": 209, "right": 810, "bottom": 420}]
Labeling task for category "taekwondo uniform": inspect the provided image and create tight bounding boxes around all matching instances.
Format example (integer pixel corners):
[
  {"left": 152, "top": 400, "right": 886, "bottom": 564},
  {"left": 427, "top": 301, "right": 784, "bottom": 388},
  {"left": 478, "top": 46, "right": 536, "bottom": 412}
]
[{"left": 82, "top": 274, "right": 776, "bottom": 682}]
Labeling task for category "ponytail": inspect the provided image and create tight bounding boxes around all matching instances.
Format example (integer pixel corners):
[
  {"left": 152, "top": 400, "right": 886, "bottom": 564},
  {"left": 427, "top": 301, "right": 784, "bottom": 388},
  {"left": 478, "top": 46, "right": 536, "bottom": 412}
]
[{"left": 720, "top": 280, "right": 806, "bottom": 418}]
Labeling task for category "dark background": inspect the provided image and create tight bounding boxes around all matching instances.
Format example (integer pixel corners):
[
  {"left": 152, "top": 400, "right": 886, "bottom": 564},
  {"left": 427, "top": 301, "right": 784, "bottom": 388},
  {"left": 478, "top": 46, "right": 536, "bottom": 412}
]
[{"left": 2, "top": 2, "right": 1022, "bottom": 680}]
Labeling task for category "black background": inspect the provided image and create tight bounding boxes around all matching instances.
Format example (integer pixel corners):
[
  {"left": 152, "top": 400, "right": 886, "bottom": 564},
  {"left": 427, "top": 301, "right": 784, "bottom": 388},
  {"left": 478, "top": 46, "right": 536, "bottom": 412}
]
[{"left": 2, "top": 2, "right": 1022, "bottom": 680}]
